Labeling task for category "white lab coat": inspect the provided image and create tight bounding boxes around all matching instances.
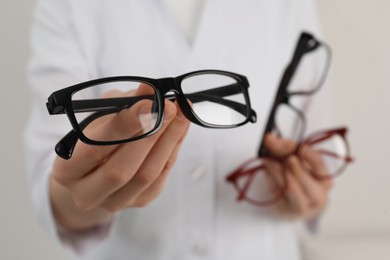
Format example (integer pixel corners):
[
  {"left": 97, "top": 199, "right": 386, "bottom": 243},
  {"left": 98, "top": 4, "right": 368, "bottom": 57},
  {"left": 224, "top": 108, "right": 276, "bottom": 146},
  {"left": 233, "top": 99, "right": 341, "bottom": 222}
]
[{"left": 24, "top": 0, "right": 333, "bottom": 259}]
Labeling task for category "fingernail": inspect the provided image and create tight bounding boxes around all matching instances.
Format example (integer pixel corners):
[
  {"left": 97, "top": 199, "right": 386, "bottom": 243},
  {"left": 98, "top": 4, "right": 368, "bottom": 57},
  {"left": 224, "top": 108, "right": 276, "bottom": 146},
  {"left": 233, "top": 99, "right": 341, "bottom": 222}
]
[{"left": 265, "top": 134, "right": 277, "bottom": 144}]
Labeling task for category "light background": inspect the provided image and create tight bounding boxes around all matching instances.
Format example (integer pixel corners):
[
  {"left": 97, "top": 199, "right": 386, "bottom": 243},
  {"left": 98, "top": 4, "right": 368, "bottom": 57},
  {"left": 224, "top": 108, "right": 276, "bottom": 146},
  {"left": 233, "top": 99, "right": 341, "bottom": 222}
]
[{"left": 1, "top": 0, "right": 389, "bottom": 259}]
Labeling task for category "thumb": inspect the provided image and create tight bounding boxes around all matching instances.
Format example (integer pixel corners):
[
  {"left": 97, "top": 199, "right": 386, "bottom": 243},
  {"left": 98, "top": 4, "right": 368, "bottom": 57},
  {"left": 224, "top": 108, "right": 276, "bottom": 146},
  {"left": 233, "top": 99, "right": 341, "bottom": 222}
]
[{"left": 263, "top": 134, "right": 297, "bottom": 157}]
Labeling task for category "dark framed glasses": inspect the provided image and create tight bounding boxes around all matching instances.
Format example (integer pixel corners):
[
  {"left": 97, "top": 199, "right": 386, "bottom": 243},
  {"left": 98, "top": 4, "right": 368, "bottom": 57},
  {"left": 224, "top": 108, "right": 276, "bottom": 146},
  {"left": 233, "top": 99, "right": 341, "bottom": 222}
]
[
  {"left": 226, "top": 32, "right": 353, "bottom": 207},
  {"left": 46, "top": 70, "right": 257, "bottom": 159},
  {"left": 258, "top": 32, "right": 332, "bottom": 157}
]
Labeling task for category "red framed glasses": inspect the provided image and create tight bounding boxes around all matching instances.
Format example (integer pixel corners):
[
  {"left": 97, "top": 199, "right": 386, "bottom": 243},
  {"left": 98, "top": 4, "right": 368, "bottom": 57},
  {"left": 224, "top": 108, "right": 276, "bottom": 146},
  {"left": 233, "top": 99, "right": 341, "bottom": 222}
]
[{"left": 226, "top": 127, "right": 353, "bottom": 207}]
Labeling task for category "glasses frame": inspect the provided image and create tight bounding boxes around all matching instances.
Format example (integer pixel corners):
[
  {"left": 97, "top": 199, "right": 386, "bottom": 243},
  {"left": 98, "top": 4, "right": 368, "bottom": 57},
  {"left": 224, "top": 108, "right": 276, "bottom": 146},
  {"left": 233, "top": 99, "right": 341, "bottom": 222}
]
[
  {"left": 226, "top": 32, "right": 353, "bottom": 207},
  {"left": 227, "top": 127, "right": 353, "bottom": 207},
  {"left": 258, "top": 32, "right": 332, "bottom": 157},
  {"left": 47, "top": 69, "right": 257, "bottom": 159}
]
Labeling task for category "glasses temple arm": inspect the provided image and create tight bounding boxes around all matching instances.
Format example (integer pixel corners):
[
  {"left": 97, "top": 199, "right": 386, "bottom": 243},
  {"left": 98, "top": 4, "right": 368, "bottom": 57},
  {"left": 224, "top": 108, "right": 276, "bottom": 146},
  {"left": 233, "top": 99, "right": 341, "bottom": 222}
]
[
  {"left": 168, "top": 82, "right": 256, "bottom": 122},
  {"left": 316, "top": 149, "right": 353, "bottom": 162},
  {"left": 168, "top": 93, "right": 256, "bottom": 122},
  {"left": 55, "top": 107, "right": 122, "bottom": 159},
  {"left": 48, "top": 82, "right": 245, "bottom": 113},
  {"left": 191, "top": 82, "right": 244, "bottom": 97},
  {"left": 57, "top": 83, "right": 254, "bottom": 119}
]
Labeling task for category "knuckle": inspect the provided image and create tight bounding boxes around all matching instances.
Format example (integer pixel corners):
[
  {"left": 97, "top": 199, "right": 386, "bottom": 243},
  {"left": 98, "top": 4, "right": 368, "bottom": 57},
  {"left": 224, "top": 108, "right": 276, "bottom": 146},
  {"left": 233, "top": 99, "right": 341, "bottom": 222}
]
[
  {"left": 132, "top": 198, "right": 151, "bottom": 208},
  {"left": 102, "top": 202, "right": 122, "bottom": 214},
  {"left": 136, "top": 168, "right": 158, "bottom": 184},
  {"left": 84, "top": 145, "right": 106, "bottom": 165},
  {"left": 102, "top": 167, "right": 130, "bottom": 187},
  {"left": 163, "top": 158, "right": 175, "bottom": 174},
  {"left": 52, "top": 172, "right": 70, "bottom": 186},
  {"left": 74, "top": 197, "right": 93, "bottom": 211},
  {"left": 176, "top": 136, "right": 186, "bottom": 147},
  {"left": 310, "top": 197, "right": 322, "bottom": 208},
  {"left": 132, "top": 193, "right": 157, "bottom": 208},
  {"left": 286, "top": 155, "right": 299, "bottom": 167},
  {"left": 131, "top": 188, "right": 164, "bottom": 208},
  {"left": 325, "top": 179, "right": 334, "bottom": 190},
  {"left": 316, "top": 193, "right": 328, "bottom": 207},
  {"left": 52, "top": 161, "right": 73, "bottom": 185}
]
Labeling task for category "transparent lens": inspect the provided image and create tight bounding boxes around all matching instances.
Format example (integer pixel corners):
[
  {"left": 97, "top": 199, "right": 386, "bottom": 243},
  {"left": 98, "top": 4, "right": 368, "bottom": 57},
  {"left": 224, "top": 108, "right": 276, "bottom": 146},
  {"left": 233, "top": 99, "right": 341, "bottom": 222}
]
[
  {"left": 181, "top": 73, "right": 248, "bottom": 126},
  {"left": 235, "top": 158, "right": 285, "bottom": 205},
  {"left": 71, "top": 81, "right": 159, "bottom": 142},
  {"left": 273, "top": 103, "right": 304, "bottom": 152},
  {"left": 309, "top": 133, "right": 348, "bottom": 179},
  {"left": 289, "top": 44, "right": 329, "bottom": 93}
]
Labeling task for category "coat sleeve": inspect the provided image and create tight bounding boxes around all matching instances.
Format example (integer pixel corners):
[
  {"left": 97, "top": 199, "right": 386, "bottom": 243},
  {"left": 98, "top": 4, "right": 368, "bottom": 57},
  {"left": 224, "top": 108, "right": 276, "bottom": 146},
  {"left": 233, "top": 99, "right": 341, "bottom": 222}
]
[{"left": 24, "top": 0, "right": 112, "bottom": 255}]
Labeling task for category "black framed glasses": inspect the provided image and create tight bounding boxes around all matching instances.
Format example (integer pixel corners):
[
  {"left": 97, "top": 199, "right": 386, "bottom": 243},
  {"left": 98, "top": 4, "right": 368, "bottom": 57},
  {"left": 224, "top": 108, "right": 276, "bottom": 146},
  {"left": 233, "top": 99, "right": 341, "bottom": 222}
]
[
  {"left": 226, "top": 32, "right": 353, "bottom": 207},
  {"left": 47, "top": 70, "right": 257, "bottom": 159},
  {"left": 258, "top": 32, "right": 332, "bottom": 157}
]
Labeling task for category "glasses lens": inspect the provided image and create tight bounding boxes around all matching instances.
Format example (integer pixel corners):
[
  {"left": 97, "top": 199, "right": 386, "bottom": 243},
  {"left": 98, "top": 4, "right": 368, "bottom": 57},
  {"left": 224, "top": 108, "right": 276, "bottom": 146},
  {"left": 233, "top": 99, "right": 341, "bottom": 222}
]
[
  {"left": 233, "top": 158, "right": 285, "bottom": 206},
  {"left": 71, "top": 80, "right": 159, "bottom": 142},
  {"left": 307, "top": 132, "right": 349, "bottom": 179},
  {"left": 181, "top": 73, "right": 248, "bottom": 126},
  {"left": 289, "top": 44, "right": 329, "bottom": 93},
  {"left": 273, "top": 103, "right": 305, "bottom": 152}
]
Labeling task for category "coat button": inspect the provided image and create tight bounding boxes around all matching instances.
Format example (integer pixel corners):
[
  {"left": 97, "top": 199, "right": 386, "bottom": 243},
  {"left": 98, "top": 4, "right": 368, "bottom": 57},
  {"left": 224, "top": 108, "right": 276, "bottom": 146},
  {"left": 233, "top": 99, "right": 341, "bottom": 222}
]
[
  {"left": 192, "top": 242, "right": 209, "bottom": 256},
  {"left": 191, "top": 165, "right": 207, "bottom": 181}
]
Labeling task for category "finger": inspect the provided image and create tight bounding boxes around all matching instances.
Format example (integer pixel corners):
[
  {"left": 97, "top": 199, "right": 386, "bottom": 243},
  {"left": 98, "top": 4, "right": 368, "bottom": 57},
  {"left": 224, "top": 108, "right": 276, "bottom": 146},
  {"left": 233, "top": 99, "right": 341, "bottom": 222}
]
[
  {"left": 263, "top": 157, "right": 309, "bottom": 219},
  {"left": 54, "top": 99, "right": 154, "bottom": 184},
  {"left": 280, "top": 169, "right": 311, "bottom": 215},
  {"left": 86, "top": 90, "right": 131, "bottom": 127},
  {"left": 136, "top": 83, "right": 155, "bottom": 95},
  {"left": 298, "top": 145, "right": 334, "bottom": 191},
  {"left": 126, "top": 123, "right": 189, "bottom": 208},
  {"left": 53, "top": 88, "right": 156, "bottom": 184},
  {"left": 263, "top": 134, "right": 297, "bottom": 157},
  {"left": 285, "top": 156, "right": 329, "bottom": 209},
  {"left": 263, "top": 158, "right": 286, "bottom": 192},
  {"left": 69, "top": 101, "right": 179, "bottom": 210},
  {"left": 86, "top": 83, "right": 157, "bottom": 142},
  {"left": 101, "top": 106, "right": 190, "bottom": 211}
]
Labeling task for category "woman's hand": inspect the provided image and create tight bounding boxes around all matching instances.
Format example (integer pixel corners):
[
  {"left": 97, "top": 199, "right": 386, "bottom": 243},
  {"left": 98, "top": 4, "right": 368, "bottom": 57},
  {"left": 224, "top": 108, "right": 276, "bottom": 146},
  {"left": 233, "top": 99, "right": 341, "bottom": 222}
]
[
  {"left": 50, "top": 85, "right": 190, "bottom": 232},
  {"left": 263, "top": 134, "right": 333, "bottom": 220}
]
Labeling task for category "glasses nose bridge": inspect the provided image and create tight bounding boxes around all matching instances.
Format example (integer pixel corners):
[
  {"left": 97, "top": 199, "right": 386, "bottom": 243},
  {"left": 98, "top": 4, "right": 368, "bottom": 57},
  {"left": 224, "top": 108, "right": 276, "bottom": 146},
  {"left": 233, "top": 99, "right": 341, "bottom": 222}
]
[{"left": 158, "top": 77, "right": 181, "bottom": 95}]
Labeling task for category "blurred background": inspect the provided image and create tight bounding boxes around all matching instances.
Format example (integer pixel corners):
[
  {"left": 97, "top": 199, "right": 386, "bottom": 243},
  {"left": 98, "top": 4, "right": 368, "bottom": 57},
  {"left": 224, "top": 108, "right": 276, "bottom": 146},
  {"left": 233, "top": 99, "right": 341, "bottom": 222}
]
[{"left": 1, "top": 0, "right": 389, "bottom": 259}]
